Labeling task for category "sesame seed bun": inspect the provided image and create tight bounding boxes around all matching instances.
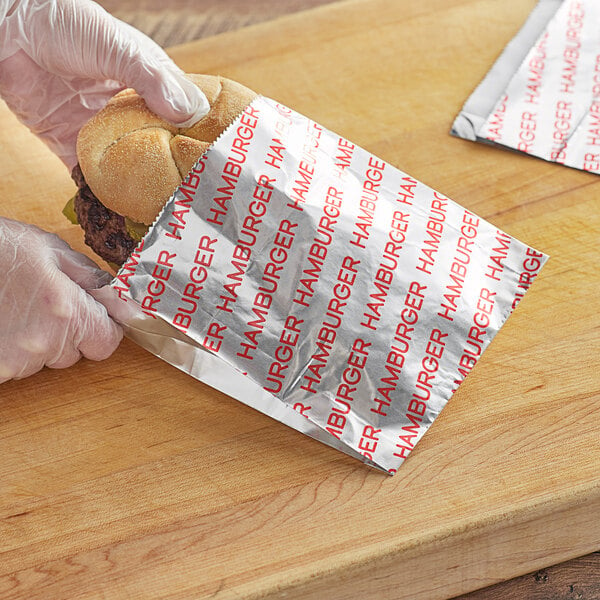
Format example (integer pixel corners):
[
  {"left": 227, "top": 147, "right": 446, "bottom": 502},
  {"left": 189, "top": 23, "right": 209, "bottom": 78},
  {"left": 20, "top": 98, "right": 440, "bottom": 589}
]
[{"left": 76, "top": 74, "right": 257, "bottom": 226}]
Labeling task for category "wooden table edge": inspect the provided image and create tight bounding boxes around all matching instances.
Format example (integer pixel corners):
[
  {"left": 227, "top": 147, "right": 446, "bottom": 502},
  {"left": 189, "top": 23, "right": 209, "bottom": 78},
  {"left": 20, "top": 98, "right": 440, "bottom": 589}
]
[{"left": 245, "top": 482, "right": 600, "bottom": 600}]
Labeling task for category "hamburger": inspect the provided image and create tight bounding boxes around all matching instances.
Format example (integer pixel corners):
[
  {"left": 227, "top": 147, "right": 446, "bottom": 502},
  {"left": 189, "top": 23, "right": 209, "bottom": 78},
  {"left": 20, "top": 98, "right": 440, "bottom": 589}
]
[{"left": 64, "top": 74, "right": 257, "bottom": 267}]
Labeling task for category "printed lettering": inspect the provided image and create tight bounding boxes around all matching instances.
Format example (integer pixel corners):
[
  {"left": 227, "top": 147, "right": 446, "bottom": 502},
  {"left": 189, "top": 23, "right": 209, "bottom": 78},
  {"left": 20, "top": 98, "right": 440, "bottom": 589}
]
[{"left": 416, "top": 196, "right": 447, "bottom": 275}]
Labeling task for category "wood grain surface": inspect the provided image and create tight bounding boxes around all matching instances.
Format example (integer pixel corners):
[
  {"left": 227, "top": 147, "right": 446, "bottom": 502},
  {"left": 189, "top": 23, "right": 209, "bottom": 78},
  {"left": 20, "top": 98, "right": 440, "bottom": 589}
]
[
  {"left": 96, "top": 0, "right": 340, "bottom": 48},
  {"left": 1, "top": 1, "right": 599, "bottom": 599}
]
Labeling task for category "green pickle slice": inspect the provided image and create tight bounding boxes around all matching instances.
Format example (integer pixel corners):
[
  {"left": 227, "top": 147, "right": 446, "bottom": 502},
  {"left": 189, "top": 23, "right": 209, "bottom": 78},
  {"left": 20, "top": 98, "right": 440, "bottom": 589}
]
[
  {"left": 125, "top": 218, "right": 149, "bottom": 242},
  {"left": 62, "top": 195, "right": 79, "bottom": 225}
]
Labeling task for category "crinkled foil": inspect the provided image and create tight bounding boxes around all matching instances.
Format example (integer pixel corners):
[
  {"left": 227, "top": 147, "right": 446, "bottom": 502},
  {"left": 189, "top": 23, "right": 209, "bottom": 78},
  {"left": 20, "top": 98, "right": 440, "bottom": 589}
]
[
  {"left": 103, "top": 96, "right": 547, "bottom": 474},
  {"left": 453, "top": 0, "right": 600, "bottom": 174}
]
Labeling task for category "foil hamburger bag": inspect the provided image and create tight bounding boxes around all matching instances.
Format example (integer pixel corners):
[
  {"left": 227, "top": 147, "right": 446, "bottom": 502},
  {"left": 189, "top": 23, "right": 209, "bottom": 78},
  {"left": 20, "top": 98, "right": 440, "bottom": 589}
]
[
  {"left": 452, "top": 0, "right": 600, "bottom": 174},
  {"left": 103, "top": 97, "right": 548, "bottom": 474}
]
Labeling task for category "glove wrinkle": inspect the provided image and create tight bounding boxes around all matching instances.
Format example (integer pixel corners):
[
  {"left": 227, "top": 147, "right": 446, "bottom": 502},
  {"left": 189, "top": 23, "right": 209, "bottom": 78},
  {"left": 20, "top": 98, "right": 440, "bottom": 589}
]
[
  {"left": 0, "top": 0, "right": 209, "bottom": 167},
  {"left": 0, "top": 217, "right": 123, "bottom": 384}
]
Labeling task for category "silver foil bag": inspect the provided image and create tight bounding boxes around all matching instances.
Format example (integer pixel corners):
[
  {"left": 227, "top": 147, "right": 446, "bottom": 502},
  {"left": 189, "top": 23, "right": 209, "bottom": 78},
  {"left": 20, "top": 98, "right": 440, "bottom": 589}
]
[
  {"left": 108, "top": 96, "right": 547, "bottom": 474},
  {"left": 453, "top": 0, "right": 600, "bottom": 174}
]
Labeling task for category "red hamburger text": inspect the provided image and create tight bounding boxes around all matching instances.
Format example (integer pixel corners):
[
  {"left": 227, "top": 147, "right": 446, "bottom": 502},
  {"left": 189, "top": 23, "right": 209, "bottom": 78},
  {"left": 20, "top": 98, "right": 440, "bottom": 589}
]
[
  {"left": 208, "top": 104, "right": 260, "bottom": 226},
  {"left": 300, "top": 255, "right": 360, "bottom": 394},
  {"left": 517, "top": 110, "right": 537, "bottom": 153},
  {"left": 264, "top": 315, "right": 304, "bottom": 394},
  {"left": 485, "top": 229, "right": 511, "bottom": 282},
  {"left": 114, "top": 239, "right": 145, "bottom": 305},
  {"left": 350, "top": 156, "right": 385, "bottom": 249},
  {"left": 393, "top": 327, "right": 448, "bottom": 460},
  {"left": 139, "top": 249, "right": 177, "bottom": 315},
  {"left": 293, "top": 186, "right": 344, "bottom": 307},
  {"left": 361, "top": 210, "right": 411, "bottom": 331},
  {"left": 511, "top": 247, "right": 545, "bottom": 310},
  {"left": 358, "top": 424, "right": 381, "bottom": 461},
  {"left": 586, "top": 57, "right": 600, "bottom": 151},
  {"left": 165, "top": 167, "right": 203, "bottom": 240},
  {"left": 333, "top": 137, "right": 354, "bottom": 179},
  {"left": 396, "top": 175, "right": 416, "bottom": 205},
  {"left": 416, "top": 193, "right": 448, "bottom": 275},
  {"left": 237, "top": 218, "right": 299, "bottom": 361},
  {"left": 216, "top": 174, "right": 275, "bottom": 313},
  {"left": 264, "top": 103, "right": 292, "bottom": 170},
  {"left": 560, "top": 1, "right": 584, "bottom": 95},
  {"left": 453, "top": 286, "right": 497, "bottom": 387},
  {"left": 172, "top": 235, "right": 217, "bottom": 333},
  {"left": 325, "top": 338, "right": 371, "bottom": 439},
  {"left": 525, "top": 33, "right": 547, "bottom": 105},
  {"left": 486, "top": 94, "right": 508, "bottom": 142},
  {"left": 437, "top": 210, "right": 480, "bottom": 322},
  {"left": 551, "top": 100, "right": 576, "bottom": 163},
  {"left": 287, "top": 120, "right": 322, "bottom": 212},
  {"left": 370, "top": 280, "right": 426, "bottom": 417}
]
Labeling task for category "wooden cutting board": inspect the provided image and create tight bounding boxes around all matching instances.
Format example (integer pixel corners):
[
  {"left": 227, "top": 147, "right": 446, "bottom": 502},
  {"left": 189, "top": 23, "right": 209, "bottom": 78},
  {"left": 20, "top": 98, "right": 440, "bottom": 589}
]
[{"left": 1, "top": 0, "right": 598, "bottom": 598}]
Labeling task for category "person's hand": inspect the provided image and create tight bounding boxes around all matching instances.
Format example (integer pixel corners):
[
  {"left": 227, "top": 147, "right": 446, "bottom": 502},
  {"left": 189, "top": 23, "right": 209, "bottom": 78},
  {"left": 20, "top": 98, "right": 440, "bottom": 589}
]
[
  {"left": 0, "top": 217, "right": 123, "bottom": 383},
  {"left": 0, "top": 0, "right": 209, "bottom": 169}
]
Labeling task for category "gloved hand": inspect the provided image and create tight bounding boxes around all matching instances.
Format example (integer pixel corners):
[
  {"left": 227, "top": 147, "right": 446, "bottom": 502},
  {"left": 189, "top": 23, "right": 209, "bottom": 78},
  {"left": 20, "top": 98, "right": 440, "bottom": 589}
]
[
  {"left": 0, "top": 217, "right": 123, "bottom": 383},
  {"left": 0, "top": 0, "right": 210, "bottom": 170}
]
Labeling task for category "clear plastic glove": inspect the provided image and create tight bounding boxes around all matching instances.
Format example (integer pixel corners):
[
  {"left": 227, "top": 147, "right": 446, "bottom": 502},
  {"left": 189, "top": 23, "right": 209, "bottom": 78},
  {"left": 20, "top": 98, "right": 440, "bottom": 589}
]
[
  {"left": 0, "top": 0, "right": 210, "bottom": 169},
  {"left": 0, "top": 217, "right": 123, "bottom": 383}
]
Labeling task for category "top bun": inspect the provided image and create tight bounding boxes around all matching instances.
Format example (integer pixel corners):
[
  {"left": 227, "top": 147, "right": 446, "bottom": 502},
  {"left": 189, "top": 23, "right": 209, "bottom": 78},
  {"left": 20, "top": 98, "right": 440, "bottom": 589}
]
[{"left": 76, "top": 74, "right": 257, "bottom": 225}]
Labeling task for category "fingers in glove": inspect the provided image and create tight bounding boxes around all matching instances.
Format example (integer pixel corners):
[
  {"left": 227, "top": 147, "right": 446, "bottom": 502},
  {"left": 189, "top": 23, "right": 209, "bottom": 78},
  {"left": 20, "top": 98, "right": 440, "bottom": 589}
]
[
  {"left": 46, "top": 344, "right": 82, "bottom": 370},
  {"left": 45, "top": 267, "right": 123, "bottom": 362},
  {"left": 69, "top": 282, "right": 124, "bottom": 361},
  {"left": 53, "top": 242, "right": 113, "bottom": 291},
  {"left": 1, "top": 285, "right": 122, "bottom": 382},
  {"left": 93, "top": 15, "right": 210, "bottom": 126},
  {"left": 43, "top": 238, "right": 123, "bottom": 360},
  {"left": 0, "top": 219, "right": 123, "bottom": 382},
  {"left": 0, "top": 48, "right": 125, "bottom": 168},
  {"left": 102, "top": 24, "right": 210, "bottom": 126},
  {"left": 12, "top": 329, "right": 80, "bottom": 373},
  {"left": 20, "top": 0, "right": 209, "bottom": 126}
]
